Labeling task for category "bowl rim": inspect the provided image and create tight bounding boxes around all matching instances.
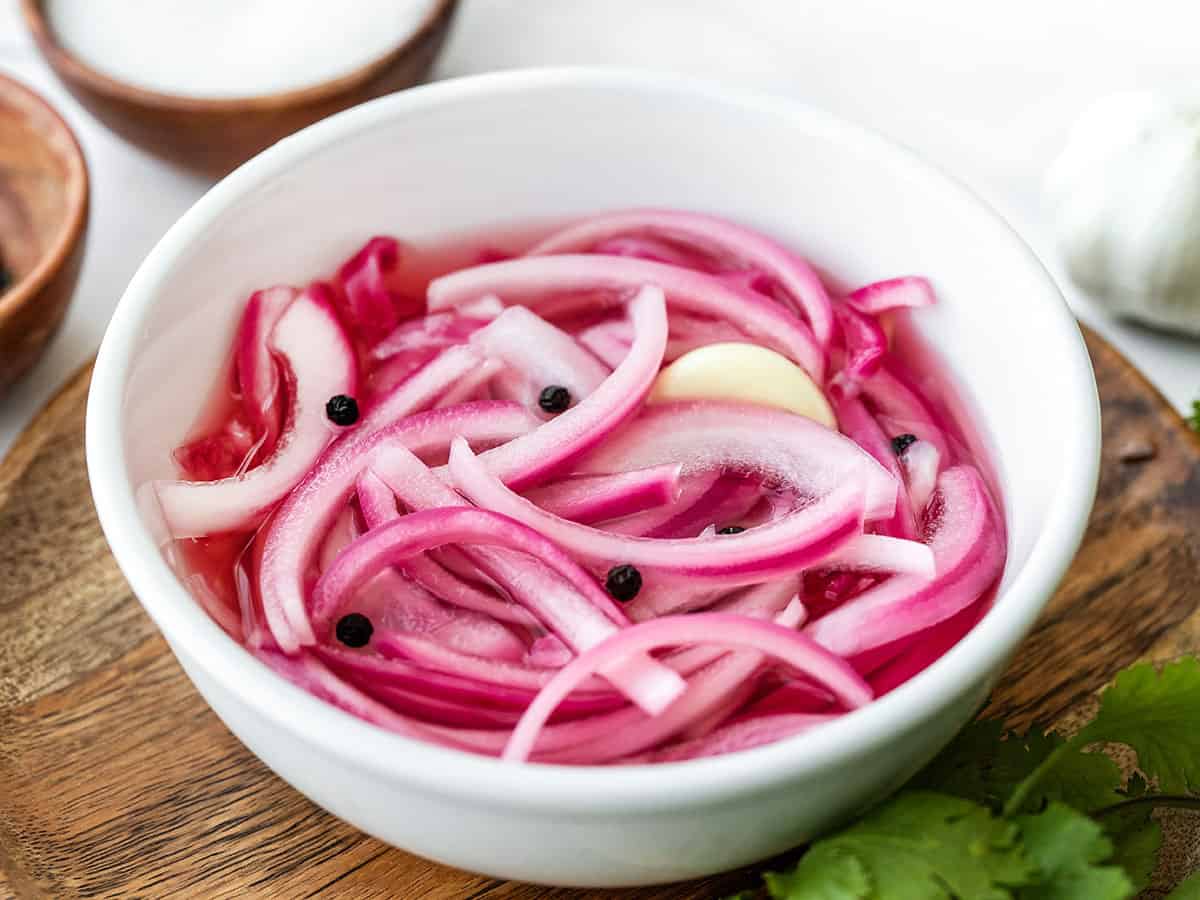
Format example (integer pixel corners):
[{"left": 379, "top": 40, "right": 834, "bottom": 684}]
[
  {"left": 0, "top": 71, "right": 89, "bottom": 326},
  {"left": 86, "top": 66, "right": 1100, "bottom": 814},
  {"left": 20, "top": 0, "right": 458, "bottom": 111}
]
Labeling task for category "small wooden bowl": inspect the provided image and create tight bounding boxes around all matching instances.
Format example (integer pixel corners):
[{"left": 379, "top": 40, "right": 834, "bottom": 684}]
[
  {"left": 0, "top": 73, "right": 88, "bottom": 394},
  {"left": 21, "top": 0, "right": 459, "bottom": 175}
]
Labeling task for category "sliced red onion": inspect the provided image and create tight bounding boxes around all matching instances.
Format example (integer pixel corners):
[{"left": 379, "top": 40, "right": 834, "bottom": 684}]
[
  {"left": 574, "top": 321, "right": 629, "bottom": 369},
  {"left": 862, "top": 364, "right": 952, "bottom": 462},
  {"left": 901, "top": 440, "right": 941, "bottom": 516},
  {"left": 830, "top": 303, "right": 887, "bottom": 398},
  {"left": 818, "top": 534, "right": 935, "bottom": 578},
  {"left": 371, "top": 311, "right": 490, "bottom": 361},
  {"left": 235, "top": 285, "right": 297, "bottom": 455},
  {"left": 451, "top": 438, "right": 865, "bottom": 584},
  {"left": 602, "top": 471, "right": 721, "bottom": 537},
  {"left": 356, "top": 468, "right": 534, "bottom": 632},
  {"left": 572, "top": 401, "right": 898, "bottom": 523},
  {"left": 352, "top": 680, "right": 527, "bottom": 728},
  {"left": 846, "top": 276, "right": 936, "bottom": 316},
  {"left": 317, "top": 644, "right": 619, "bottom": 713},
  {"left": 528, "top": 209, "right": 835, "bottom": 349},
  {"left": 427, "top": 255, "right": 823, "bottom": 381},
  {"left": 805, "top": 466, "right": 1002, "bottom": 659},
  {"left": 360, "top": 343, "right": 485, "bottom": 434},
  {"left": 372, "top": 631, "right": 603, "bottom": 693},
  {"left": 319, "top": 505, "right": 361, "bottom": 573},
  {"left": 832, "top": 395, "right": 917, "bottom": 539},
  {"left": 259, "top": 401, "right": 538, "bottom": 652},
  {"left": 335, "top": 236, "right": 421, "bottom": 341},
  {"left": 867, "top": 597, "right": 988, "bottom": 697},
  {"left": 466, "top": 284, "right": 668, "bottom": 490},
  {"left": 434, "top": 357, "right": 504, "bottom": 408},
  {"left": 521, "top": 465, "right": 682, "bottom": 525},
  {"left": 591, "top": 235, "right": 710, "bottom": 267},
  {"left": 626, "top": 713, "right": 836, "bottom": 764},
  {"left": 421, "top": 596, "right": 811, "bottom": 763},
  {"left": 659, "top": 580, "right": 803, "bottom": 673},
  {"left": 470, "top": 305, "right": 608, "bottom": 411},
  {"left": 368, "top": 446, "right": 688, "bottom": 715},
  {"left": 157, "top": 286, "right": 357, "bottom": 538},
  {"left": 525, "top": 634, "right": 574, "bottom": 668},
  {"left": 576, "top": 313, "right": 753, "bottom": 368},
  {"left": 256, "top": 648, "right": 429, "bottom": 739},
  {"left": 637, "top": 472, "right": 762, "bottom": 540},
  {"left": 503, "top": 613, "right": 872, "bottom": 762}
]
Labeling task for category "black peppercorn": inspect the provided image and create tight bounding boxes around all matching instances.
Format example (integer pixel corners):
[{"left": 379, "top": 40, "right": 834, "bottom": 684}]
[
  {"left": 538, "top": 385, "right": 571, "bottom": 414},
  {"left": 335, "top": 613, "right": 373, "bottom": 647},
  {"left": 717, "top": 525, "right": 746, "bottom": 535},
  {"left": 326, "top": 394, "right": 360, "bottom": 426},
  {"left": 891, "top": 433, "right": 918, "bottom": 455},
  {"left": 605, "top": 564, "right": 642, "bottom": 602}
]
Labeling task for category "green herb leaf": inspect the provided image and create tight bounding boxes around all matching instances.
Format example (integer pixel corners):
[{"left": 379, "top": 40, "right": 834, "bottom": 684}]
[
  {"left": 915, "top": 721, "right": 1124, "bottom": 814},
  {"left": 765, "top": 847, "right": 869, "bottom": 899},
  {"left": 764, "top": 791, "right": 1033, "bottom": 900},
  {"left": 1078, "top": 658, "right": 1200, "bottom": 793},
  {"left": 1013, "top": 802, "right": 1133, "bottom": 899},
  {"left": 1188, "top": 399, "right": 1200, "bottom": 434}
]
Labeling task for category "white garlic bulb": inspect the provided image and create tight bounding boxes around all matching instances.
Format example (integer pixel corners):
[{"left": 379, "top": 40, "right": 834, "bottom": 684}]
[{"left": 1046, "top": 91, "right": 1200, "bottom": 336}]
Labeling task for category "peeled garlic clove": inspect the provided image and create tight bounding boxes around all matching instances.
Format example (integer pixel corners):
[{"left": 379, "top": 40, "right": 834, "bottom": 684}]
[
  {"left": 1045, "top": 91, "right": 1200, "bottom": 336},
  {"left": 649, "top": 342, "right": 836, "bottom": 427}
]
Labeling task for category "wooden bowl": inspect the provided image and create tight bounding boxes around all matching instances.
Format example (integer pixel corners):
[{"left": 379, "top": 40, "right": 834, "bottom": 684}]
[
  {"left": 20, "top": 0, "right": 459, "bottom": 175},
  {"left": 0, "top": 72, "right": 88, "bottom": 394}
]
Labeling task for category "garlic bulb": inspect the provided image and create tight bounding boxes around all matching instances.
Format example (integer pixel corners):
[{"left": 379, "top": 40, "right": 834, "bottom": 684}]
[{"left": 1046, "top": 91, "right": 1200, "bottom": 336}]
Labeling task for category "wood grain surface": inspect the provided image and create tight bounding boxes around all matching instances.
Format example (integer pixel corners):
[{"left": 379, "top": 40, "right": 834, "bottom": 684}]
[{"left": 1, "top": 327, "right": 1198, "bottom": 898}]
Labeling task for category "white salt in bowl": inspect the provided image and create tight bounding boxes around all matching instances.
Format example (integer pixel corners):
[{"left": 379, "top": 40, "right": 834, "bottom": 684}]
[{"left": 87, "top": 69, "right": 1099, "bottom": 887}]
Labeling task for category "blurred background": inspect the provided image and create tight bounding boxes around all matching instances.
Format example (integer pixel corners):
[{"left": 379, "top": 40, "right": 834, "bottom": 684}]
[{"left": 1, "top": 0, "right": 1196, "bottom": 455}]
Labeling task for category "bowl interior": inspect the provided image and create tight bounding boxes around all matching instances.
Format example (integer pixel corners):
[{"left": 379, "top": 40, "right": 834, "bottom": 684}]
[
  {"left": 91, "top": 71, "right": 1096, "bottom": 799},
  {"left": 0, "top": 75, "right": 85, "bottom": 300}
]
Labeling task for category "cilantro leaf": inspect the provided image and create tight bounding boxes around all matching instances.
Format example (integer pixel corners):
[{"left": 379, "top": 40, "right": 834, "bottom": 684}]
[
  {"left": 1188, "top": 399, "right": 1200, "bottom": 434},
  {"left": 765, "top": 847, "right": 869, "bottom": 899},
  {"left": 1078, "top": 658, "right": 1200, "bottom": 793},
  {"left": 1169, "top": 871, "right": 1200, "bottom": 899},
  {"left": 765, "top": 791, "right": 1033, "bottom": 900},
  {"left": 915, "top": 721, "right": 1124, "bottom": 814},
  {"left": 1013, "top": 802, "right": 1133, "bottom": 899}
]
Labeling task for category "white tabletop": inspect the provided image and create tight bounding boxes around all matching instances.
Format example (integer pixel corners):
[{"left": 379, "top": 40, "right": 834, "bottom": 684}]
[{"left": 1, "top": 0, "right": 1197, "bottom": 459}]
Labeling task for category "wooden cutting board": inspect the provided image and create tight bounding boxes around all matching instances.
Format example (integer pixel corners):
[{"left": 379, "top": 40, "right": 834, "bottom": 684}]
[{"left": 1, "top": 327, "right": 1198, "bottom": 899}]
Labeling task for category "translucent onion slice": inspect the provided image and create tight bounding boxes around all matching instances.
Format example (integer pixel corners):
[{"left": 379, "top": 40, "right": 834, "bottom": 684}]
[
  {"left": 470, "top": 305, "right": 608, "bottom": 411},
  {"left": 521, "top": 465, "right": 682, "bottom": 525},
  {"left": 312, "top": 505, "right": 688, "bottom": 716},
  {"left": 845, "top": 276, "right": 936, "bottom": 316},
  {"left": 451, "top": 437, "right": 867, "bottom": 584},
  {"left": 528, "top": 209, "right": 835, "bottom": 349},
  {"left": 427, "top": 254, "right": 823, "bottom": 380},
  {"left": 258, "top": 401, "right": 538, "bottom": 652},
  {"left": 503, "top": 613, "right": 872, "bottom": 762},
  {"left": 466, "top": 283, "right": 668, "bottom": 490},
  {"left": 805, "top": 466, "right": 1003, "bottom": 659},
  {"left": 369, "top": 445, "right": 688, "bottom": 715},
  {"left": 156, "top": 286, "right": 357, "bottom": 538}
]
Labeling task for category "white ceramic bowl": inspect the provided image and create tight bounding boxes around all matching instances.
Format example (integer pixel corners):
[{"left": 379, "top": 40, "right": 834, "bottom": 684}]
[{"left": 86, "top": 68, "right": 1099, "bottom": 887}]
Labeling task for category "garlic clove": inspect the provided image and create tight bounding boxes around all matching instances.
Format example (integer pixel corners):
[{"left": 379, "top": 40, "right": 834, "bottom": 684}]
[
  {"left": 648, "top": 341, "right": 837, "bottom": 427},
  {"left": 1046, "top": 91, "right": 1200, "bottom": 336}
]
